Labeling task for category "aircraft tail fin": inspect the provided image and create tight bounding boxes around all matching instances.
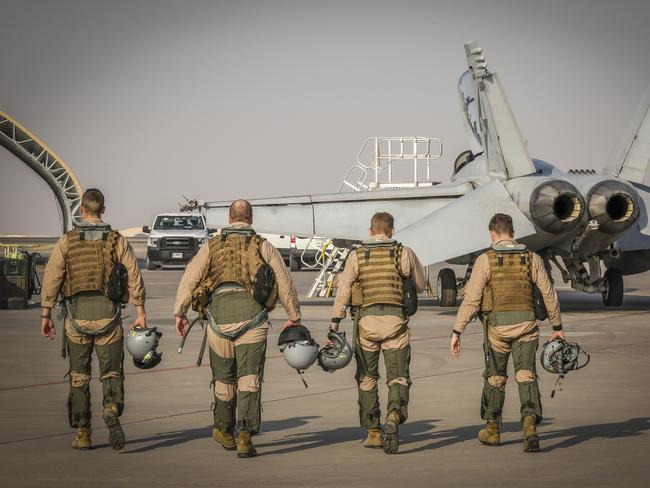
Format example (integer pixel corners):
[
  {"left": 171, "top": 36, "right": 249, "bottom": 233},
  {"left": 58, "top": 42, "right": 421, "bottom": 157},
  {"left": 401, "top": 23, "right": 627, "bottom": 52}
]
[
  {"left": 464, "top": 41, "right": 536, "bottom": 179},
  {"left": 604, "top": 83, "right": 650, "bottom": 184}
]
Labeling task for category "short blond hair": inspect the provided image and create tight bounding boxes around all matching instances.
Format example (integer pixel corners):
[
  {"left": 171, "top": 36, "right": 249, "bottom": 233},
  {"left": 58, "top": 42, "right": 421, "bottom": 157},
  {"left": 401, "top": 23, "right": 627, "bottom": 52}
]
[
  {"left": 488, "top": 213, "right": 514, "bottom": 236},
  {"left": 370, "top": 212, "right": 395, "bottom": 234}
]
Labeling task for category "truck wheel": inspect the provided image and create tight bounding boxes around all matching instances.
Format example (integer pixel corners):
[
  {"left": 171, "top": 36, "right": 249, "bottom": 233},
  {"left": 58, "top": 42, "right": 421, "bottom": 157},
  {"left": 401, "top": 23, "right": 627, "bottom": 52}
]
[
  {"left": 290, "top": 253, "right": 301, "bottom": 272},
  {"left": 602, "top": 268, "right": 623, "bottom": 306},
  {"left": 437, "top": 268, "right": 457, "bottom": 307},
  {"left": 146, "top": 257, "right": 157, "bottom": 271}
]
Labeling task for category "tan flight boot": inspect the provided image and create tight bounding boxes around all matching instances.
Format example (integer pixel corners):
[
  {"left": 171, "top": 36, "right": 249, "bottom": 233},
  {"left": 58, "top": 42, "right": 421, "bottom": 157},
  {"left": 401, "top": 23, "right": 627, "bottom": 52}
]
[
  {"left": 103, "top": 403, "right": 126, "bottom": 451},
  {"left": 363, "top": 428, "right": 383, "bottom": 448},
  {"left": 478, "top": 421, "right": 501, "bottom": 446},
  {"left": 523, "top": 415, "right": 540, "bottom": 453},
  {"left": 236, "top": 431, "right": 257, "bottom": 458},
  {"left": 382, "top": 410, "right": 401, "bottom": 454},
  {"left": 213, "top": 427, "right": 237, "bottom": 450},
  {"left": 71, "top": 427, "right": 92, "bottom": 450}
]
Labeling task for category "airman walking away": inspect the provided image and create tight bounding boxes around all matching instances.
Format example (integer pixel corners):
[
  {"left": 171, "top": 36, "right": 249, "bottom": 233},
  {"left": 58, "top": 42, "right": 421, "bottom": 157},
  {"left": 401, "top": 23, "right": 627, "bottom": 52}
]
[
  {"left": 450, "top": 213, "right": 565, "bottom": 452},
  {"left": 331, "top": 212, "right": 426, "bottom": 454},
  {"left": 40, "top": 188, "right": 147, "bottom": 451},
  {"left": 173, "top": 199, "right": 302, "bottom": 458}
]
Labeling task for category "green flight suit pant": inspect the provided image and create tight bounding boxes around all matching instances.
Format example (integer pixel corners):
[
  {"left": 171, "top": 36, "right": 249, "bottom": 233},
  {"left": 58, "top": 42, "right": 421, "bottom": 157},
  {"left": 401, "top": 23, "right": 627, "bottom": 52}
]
[
  {"left": 66, "top": 336, "right": 124, "bottom": 428},
  {"left": 481, "top": 338, "right": 542, "bottom": 424},
  {"left": 209, "top": 339, "right": 267, "bottom": 434},
  {"left": 355, "top": 345, "right": 411, "bottom": 429}
]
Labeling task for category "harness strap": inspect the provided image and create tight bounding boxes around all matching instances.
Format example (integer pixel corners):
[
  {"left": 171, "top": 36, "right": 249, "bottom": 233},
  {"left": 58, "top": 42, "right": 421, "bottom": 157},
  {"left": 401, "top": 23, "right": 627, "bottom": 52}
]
[
  {"left": 63, "top": 300, "right": 121, "bottom": 338},
  {"left": 61, "top": 324, "right": 68, "bottom": 359},
  {"left": 206, "top": 308, "right": 268, "bottom": 340}
]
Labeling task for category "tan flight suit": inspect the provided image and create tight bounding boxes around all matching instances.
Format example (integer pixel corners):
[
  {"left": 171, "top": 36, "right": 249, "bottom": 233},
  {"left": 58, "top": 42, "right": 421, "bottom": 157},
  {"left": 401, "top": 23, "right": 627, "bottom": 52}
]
[
  {"left": 174, "top": 222, "right": 301, "bottom": 434},
  {"left": 454, "top": 240, "right": 562, "bottom": 424},
  {"left": 41, "top": 217, "right": 145, "bottom": 428},
  {"left": 332, "top": 234, "right": 426, "bottom": 429}
]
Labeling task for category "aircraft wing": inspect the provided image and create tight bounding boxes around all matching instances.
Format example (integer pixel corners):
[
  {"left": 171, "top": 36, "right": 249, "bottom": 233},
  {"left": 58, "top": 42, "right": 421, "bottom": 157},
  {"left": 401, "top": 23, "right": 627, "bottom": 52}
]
[
  {"left": 394, "top": 179, "right": 537, "bottom": 265},
  {"left": 604, "top": 84, "right": 650, "bottom": 184},
  {"left": 202, "top": 182, "right": 473, "bottom": 241}
]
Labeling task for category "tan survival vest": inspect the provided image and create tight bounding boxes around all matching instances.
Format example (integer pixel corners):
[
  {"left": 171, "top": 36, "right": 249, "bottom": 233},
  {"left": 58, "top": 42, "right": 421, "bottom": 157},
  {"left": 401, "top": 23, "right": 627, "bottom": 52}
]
[
  {"left": 480, "top": 248, "right": 535, "bottom": 326},
  {"left": 62, "top": 226, "right": 120, "bottom": 298},
  {"left": 191, "top": 227, "right": 278, "bottom": 318},
  {"left": 351, "top": 241, "right": 405, "bottom": 308}
]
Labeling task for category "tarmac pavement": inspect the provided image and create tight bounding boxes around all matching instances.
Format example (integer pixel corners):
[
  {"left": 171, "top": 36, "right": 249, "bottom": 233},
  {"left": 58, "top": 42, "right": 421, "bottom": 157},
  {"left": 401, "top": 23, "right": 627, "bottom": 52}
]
[{"left": 1, "top": 248, "right": 649, "bottom": 487}]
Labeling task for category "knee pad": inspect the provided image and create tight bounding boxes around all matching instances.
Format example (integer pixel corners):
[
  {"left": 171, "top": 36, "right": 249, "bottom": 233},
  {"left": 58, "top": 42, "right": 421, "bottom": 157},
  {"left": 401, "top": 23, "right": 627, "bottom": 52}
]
[
  {"left": 358, "top": 376, "right": 378, "bottom": 391},
  {"left": 387, "top": 377, "right": 409, "bottom": 387},
  {"left": 238, "top": 374, "right": 261, "bottom": 393},
  {"left": 214, "top": 381, "right": 236, "bottom": 401},
  {"left": 515, "top": 369, "right": 536, "bottom": 383},
  {"left": 100, "top": 371, "right": 121, "bottom": 382},
  {"left": 71, "top": 372, "right": 92, "bottom": 388},
  {"left": 487, "top": 375, "right": 507, "bottom": 388}
]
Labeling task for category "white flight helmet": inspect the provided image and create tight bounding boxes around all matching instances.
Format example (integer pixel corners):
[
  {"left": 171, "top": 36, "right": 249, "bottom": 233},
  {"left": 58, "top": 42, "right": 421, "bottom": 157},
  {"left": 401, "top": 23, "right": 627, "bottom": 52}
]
[{"left": 278, "top": 324, "right": 319, "bottom": 371}]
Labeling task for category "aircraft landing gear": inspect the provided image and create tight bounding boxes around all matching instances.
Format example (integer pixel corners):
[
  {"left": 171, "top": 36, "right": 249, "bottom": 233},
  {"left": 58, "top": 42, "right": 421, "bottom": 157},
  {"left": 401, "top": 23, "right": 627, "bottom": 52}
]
[
  {"left": 602, "top": 268, "right": 624, "bottom": 306},
  {"left": 551, "top": 254, "right": 625, "bottom": 306},
  {"left": 437, "top": 268, "right": 457, "bottom": 307}
]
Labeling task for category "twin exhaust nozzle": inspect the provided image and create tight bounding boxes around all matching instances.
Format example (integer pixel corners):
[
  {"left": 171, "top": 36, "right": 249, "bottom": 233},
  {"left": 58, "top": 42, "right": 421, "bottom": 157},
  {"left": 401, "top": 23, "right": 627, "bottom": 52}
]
[
  {"left": 530, "top": 179, "right": 639, "bottom": 235},
  {"left": 587, "top": 180, "right": 639, "bottom": 234},
  {"left": 530, "top": 181, "right": 585, "bottom": 234}
]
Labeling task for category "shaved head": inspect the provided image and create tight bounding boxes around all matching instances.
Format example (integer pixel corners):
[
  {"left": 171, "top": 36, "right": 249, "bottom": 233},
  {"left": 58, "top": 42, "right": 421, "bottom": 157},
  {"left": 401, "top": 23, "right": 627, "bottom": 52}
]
[{"left": 229, "top": 199, "right": 253, "bottom": 224}]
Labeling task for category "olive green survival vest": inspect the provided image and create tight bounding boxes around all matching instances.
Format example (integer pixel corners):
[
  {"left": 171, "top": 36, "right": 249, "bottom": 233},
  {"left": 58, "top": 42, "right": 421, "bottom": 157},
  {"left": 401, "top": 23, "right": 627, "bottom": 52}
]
[
  {"left": 60, "top": 224, "right": 122, "bottom": 347},
  {"left": 63, "top": 225, "right": 120, "bottom": 299},
  {"left": 480, "top": 247, "right": 535, "bottom": 326},
  {"left": 192, "top": 227, "right": 278, "bottom": 327},
  {"left": 352, "top": 240, "right": 405, "bottom": 311}
]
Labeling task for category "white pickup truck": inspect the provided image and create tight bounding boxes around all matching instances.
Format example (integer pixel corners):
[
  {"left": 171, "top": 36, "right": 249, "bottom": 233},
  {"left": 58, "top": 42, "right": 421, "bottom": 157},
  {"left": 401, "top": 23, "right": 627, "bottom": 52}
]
[{"left": 143, "top": 213, "right": 210, "bottom": 269}]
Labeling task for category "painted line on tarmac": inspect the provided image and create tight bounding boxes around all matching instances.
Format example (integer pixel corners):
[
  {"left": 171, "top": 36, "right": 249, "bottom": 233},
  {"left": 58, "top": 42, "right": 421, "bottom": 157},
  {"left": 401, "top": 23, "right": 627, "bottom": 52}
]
[{"left": 0, "top": 366, "right": 481, "bottom": 446}]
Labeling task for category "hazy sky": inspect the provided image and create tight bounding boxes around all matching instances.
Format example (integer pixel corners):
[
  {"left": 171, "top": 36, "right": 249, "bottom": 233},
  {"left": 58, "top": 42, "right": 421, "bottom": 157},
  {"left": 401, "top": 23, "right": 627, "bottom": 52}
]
[{"left": 1, "top": 0, "right": 650, "bottom": 235}]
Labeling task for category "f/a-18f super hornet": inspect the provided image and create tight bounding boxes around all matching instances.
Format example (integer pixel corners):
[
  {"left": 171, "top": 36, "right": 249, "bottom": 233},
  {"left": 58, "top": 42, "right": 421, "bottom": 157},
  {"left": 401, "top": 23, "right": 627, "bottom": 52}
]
[{"left": 199, "top": 41, "right": 650, "bottom": 307}]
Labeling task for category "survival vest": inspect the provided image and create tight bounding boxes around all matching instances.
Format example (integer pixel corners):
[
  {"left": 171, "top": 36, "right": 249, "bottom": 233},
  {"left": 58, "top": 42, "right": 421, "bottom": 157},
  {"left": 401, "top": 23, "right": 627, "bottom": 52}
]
[
  {"left": 191, "top": 227, "right": 278, "bottom": 321},
  {"left": 352, "top": 240, "right": 405, "bottom": 308},
  {"left": 480, "top": 247, "right": 536, "bottom": 326},
  {"left": 62, "top": 225, "right": 120, "bottom": 299}
]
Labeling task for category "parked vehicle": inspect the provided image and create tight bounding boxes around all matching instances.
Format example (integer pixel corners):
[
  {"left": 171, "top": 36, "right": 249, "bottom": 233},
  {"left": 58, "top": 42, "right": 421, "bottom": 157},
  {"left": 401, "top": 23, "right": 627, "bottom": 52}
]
[{"left": 143, "top": 213, "right": 210, "bottom": 269}]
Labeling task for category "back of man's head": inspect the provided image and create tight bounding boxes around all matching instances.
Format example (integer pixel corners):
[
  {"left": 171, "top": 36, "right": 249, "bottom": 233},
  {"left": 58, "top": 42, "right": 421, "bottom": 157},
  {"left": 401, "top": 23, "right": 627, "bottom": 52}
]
[
  {"left": 488, "top": 213, "right": 514, "bottom": 238},
  {"left": 229, "top": 199, "right": 253, "bottom": 224},
  {"left": 81, "top": 188, "right": 105, "bottom": 217},
  {"left": 370, "top": 212, "right": 395, "bottom": 236}
]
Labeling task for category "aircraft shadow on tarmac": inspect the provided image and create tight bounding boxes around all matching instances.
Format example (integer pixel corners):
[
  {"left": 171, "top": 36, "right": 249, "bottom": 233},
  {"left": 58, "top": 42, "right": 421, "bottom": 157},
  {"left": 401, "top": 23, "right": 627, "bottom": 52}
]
[{"left": 104, "top": 416, "right": 650, "bottom": 456}]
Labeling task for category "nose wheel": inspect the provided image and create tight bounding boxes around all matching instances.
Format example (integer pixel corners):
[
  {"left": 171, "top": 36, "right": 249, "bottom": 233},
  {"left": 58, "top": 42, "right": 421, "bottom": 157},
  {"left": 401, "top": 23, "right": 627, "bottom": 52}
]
[
  {"left": 437, "top": 268, "right": 458, "bottom": 307},
  {"left": 602, "top": 268, "right": 624, "bottom": 306}
]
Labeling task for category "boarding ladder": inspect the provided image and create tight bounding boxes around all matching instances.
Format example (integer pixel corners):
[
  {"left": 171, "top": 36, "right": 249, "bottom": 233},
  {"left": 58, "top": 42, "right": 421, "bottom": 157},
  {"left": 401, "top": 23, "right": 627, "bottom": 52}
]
[
  {"left": 307, "top": 137, "right": 442, "bottom": 298},
  {"left": 306, "top": 245, "right": 352, "bottom": 298}
]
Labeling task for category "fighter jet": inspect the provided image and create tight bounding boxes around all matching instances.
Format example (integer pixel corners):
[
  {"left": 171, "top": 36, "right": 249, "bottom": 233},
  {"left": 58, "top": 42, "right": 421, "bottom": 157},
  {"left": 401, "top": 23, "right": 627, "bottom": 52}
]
[{"left": 201, "top": 41, "right": 650, "bottom": 307}]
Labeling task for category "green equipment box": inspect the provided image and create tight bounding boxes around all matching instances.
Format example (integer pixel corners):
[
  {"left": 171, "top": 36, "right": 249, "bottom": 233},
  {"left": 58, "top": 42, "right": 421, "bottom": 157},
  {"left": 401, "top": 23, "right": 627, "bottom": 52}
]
[{"left": 0, "top": 253, "right": 31, "bottom": 309}]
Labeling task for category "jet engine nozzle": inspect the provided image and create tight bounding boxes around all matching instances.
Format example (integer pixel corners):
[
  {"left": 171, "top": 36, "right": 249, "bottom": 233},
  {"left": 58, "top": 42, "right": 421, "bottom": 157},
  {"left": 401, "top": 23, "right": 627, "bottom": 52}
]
[
  {"left": 587, "top": 180, "right": 639, "bottom": 234},
  {"left": 529, "top": 180, "right": 585, "bottom": 234}
]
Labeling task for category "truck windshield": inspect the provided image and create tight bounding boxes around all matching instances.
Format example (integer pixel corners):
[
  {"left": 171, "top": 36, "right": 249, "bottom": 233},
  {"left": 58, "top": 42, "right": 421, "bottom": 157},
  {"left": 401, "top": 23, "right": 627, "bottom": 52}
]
[{"left": 154, "top": 215, "right": 205, "bottom": 230}]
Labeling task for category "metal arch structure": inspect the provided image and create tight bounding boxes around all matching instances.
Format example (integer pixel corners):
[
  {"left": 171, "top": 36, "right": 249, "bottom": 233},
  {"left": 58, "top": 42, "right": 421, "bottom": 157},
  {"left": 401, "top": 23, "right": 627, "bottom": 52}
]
[{"left": 0, "top": 110, "right": 83, "bottom": 233}]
